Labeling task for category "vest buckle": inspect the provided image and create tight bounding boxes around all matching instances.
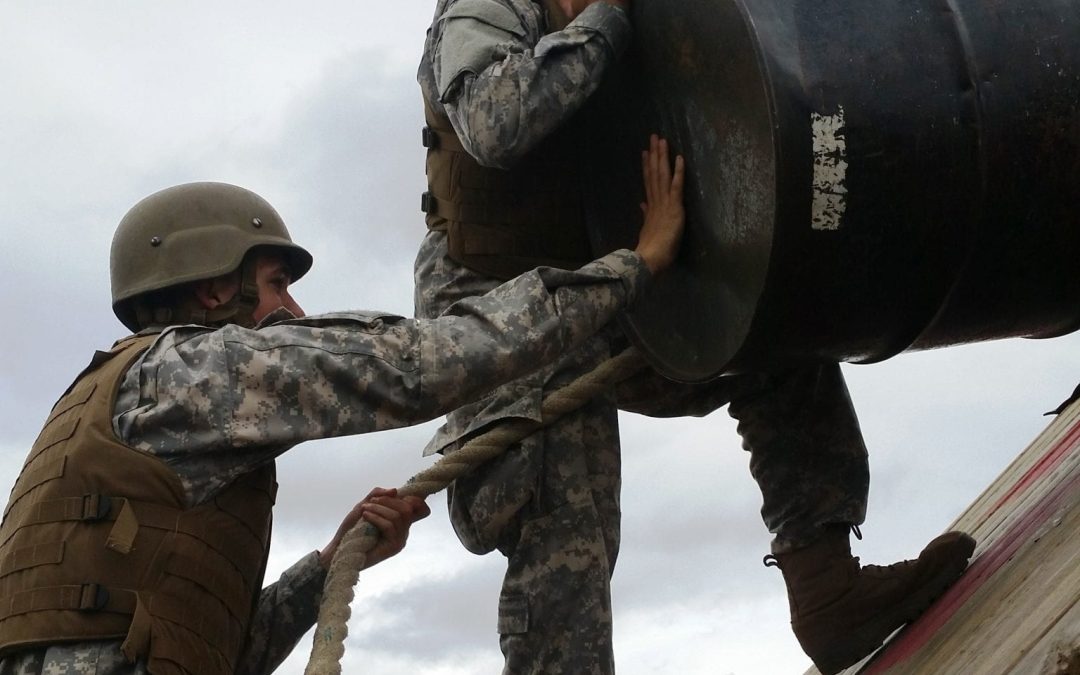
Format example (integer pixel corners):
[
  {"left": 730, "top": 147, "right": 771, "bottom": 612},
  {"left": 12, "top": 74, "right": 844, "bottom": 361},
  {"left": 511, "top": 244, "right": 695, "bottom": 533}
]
[
  {"left": 422, "top": 126, "right": 439, "bottom": 149},
  {"left": 81, "top": 494, "right": 112, "bottom": 521},
  {"left": 421, "top": 191, "right": 437, "bottom": 215},
  {"left": 78, "top": 583, "right": 110, "bottom": 612}
]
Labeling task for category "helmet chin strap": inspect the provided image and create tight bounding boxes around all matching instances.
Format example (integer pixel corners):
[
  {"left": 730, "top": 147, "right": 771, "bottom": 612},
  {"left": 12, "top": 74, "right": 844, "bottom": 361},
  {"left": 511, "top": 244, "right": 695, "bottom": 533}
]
[{"left": 133, "top": 259, "right": 261, "bottom": 330}]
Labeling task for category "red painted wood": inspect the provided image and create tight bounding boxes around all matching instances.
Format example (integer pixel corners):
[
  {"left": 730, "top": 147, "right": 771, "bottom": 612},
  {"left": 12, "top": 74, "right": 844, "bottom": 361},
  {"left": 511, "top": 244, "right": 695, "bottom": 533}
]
[
  {"left": 861, "top": 469, "right": 1079, "bottom": 673},
  {"left": 984, "top": 419, "right": 1080, "bottom": 519}
]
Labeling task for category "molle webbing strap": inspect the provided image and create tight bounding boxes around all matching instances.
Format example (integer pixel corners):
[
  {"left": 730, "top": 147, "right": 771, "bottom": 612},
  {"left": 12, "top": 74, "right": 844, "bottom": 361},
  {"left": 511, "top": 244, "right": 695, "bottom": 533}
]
[
  {"left": 163, "top": 552, "right": 252, "bottom": 623},
  {"left": 0, "top": 535, "right": 258, "bottom": 626},
  {"left": 1, "top": 457, "right": 67, "bottom": 529},
  {"left": 0, "top": 542, "right": 64, "bottom": 578},
  {"left": 420, "top": 97, "right": 593, "bottom": 280},
  {"left": 420, "top": 192, "right": 584, "bottom": 231},
  {"left": 39, "top": 380, "right": 95, "bottom": 445},
  {"left": 19, "top": 416, "right": 78, "bottom": 475},
  {"left": 0, "top": 490, "right": 107, "bottom": 551},
  {"left": 156, "top": 589, "right": 243, "bottom": 655},
  {"left": 0, "top": 585, "right": 240, "bottom": 668},
  {"left": 0, "top": 583, "right": 137, "bottom": 621},
  {"left": 0, "top": 496, "right": 264, "bottom": 586},
  {"left": 0, "top": 334, "right": 271, "bottom": 675}
]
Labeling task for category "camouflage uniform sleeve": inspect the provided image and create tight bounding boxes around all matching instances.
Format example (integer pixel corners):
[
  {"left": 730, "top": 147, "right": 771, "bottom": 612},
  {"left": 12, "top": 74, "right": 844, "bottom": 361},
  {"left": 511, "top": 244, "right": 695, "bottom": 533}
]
[
  {"left": 417, "top": 248, "right": 647, "bottom": 413},
  {"left": 434, "top": 0, "right": 632, "bottom": 168},
  {"left": 114, "top": 249, "right": 648, "bottom": 505},
  {"left": 234, "top": 552, "right": 326, "bottom": 675}
]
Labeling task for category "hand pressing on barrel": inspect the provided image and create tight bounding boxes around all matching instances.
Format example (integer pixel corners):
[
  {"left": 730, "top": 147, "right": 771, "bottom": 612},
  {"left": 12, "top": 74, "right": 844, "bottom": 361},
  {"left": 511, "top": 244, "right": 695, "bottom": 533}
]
[{"left": 635, "top": 134, "right": 686, "bottom": 276}]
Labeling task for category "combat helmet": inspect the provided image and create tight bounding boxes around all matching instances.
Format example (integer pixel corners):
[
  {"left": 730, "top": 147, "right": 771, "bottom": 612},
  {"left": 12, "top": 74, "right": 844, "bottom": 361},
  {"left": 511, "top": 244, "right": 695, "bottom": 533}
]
[{"left": 110, "top": 182, "right": 313, "bottom": 331}]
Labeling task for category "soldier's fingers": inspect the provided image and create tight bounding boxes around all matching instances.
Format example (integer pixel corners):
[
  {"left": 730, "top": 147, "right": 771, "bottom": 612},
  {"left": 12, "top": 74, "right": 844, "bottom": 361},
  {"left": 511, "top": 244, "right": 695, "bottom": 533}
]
[
  {"left": 362, "top": 486, "right": 396, "bottom": 502},
  {"left": 361, "top": 506, "right": 405, "bottom": 542},
  {"left": 641, "top": 150, "right": 654, "bottom": 206},
  {"left": 362, "top": 501, "right": 406, "bottom": 524},
  {"left": 671, "top": 155, "right": 685, "bottom": 198},
  {"left": 363, "top": 517, "right": 405, "bottom": 557},
  {"left": 657, "top": 138, "right": 672, "bottom": 199},
  {"left": 403, "top": 496, "right": 431, "bottom": 522},
  {"left": 649, "top": 134, "right": 661, "bottom": 200},
  {"left": 366, "top": 497, "right": 427, "bottom": 530}
]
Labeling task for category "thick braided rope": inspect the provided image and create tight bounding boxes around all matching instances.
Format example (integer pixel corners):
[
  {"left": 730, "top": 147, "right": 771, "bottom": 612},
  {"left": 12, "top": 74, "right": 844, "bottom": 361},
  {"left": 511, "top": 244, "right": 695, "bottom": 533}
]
[{"left": 304, "top": 347, "right": 647, "bottom": 675}]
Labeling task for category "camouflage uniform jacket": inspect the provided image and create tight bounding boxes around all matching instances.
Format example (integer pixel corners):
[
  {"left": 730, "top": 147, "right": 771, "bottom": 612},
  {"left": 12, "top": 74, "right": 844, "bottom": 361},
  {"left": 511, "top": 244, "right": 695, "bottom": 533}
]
[
  {"left": 0, "top": 251, "right": 648, "bottom": 675},
  {"left": 416, "top": 0, "right": 631, "bottom": 457},
  {"left": 418, "top": 0, "right": 631, "bottom": 169}
]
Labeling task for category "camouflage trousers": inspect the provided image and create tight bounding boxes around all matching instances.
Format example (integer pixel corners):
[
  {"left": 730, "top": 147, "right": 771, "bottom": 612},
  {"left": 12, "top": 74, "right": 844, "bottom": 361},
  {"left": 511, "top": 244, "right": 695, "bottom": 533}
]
[
  {"left": 482, "top": 337, "right": 621, "bottom": 675},
  {"left": 415, "top": 232, "right": 870, "bottom": 674},
  {"left": 616, "top": 350, "right": 871, "bottom": 554},
  {"left": 416, "top": 232, "right": 622, "bottom": 673},
  {"left": 0, "top": 642, "right": 141, "bottom": 675}
]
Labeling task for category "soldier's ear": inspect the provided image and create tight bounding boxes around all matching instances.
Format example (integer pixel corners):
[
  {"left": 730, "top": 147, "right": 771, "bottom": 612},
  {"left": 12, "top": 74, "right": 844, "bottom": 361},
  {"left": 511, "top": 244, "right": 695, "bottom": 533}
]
[{"left": 192, "top": 275, "right": 239, "bottom": 310}]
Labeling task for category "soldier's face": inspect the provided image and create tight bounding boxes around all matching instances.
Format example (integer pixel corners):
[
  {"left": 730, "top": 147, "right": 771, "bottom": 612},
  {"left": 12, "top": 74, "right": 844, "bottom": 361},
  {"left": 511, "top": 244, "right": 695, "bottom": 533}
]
[
  {"left": 251, "top": 251, "right": 305, "bottom": 322},
  {"left": 192, "top": 250, "right": 305, "bottom": 323}
]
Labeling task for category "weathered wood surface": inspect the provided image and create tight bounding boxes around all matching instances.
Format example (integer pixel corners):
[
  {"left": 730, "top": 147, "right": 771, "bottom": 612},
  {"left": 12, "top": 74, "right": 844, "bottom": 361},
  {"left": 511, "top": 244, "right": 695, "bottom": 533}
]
[{"left": 807, "top": 394, "right": 1080, "bottom": 675}]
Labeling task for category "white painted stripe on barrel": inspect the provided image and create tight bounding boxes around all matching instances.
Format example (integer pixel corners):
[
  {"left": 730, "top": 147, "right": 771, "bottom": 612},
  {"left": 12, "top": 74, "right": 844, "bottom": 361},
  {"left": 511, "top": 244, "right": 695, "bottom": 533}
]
[{"left": 811, "top": 106, "right": 848, "bottom": 231}]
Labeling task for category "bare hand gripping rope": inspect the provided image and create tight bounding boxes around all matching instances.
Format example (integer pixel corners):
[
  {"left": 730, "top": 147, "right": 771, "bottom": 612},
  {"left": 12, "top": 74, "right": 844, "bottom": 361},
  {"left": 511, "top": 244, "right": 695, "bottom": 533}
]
[{"left": 304, "top": 347, "right": 647, "bottom": 675}]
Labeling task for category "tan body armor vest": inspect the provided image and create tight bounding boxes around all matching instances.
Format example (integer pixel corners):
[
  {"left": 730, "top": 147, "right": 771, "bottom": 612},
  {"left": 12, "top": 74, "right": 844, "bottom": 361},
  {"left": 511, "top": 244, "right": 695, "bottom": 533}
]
[
  {"left": 0, "top": 335, "right": 276, "bottom": 675},
  {"left": 422, "top": 98, "right": 594, "bottom": 280}
]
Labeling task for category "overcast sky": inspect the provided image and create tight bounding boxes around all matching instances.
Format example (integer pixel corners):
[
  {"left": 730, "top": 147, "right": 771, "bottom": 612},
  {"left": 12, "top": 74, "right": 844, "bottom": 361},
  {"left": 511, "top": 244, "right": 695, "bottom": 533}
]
[{"left": 2, "top": 4, "right": 1079, "bottom": 674}]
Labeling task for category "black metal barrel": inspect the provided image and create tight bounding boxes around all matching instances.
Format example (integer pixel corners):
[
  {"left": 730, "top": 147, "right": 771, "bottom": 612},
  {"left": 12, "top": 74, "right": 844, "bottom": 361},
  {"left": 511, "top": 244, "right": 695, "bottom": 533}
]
[{"left": 580, "top": 0, "right": 1080, "bottom": 382}]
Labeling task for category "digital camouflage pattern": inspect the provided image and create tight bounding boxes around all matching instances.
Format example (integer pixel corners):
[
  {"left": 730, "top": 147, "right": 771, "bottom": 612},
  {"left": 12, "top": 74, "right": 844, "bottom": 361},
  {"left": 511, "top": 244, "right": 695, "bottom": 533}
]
[
  {"left": 114, "top": 250, "right": 645, "bottom": 506},
  {"left": 418, "top": 1, "right": 871, "bottom": 673},
  {"left": 615, "top": 356, "right": 871, "bottom": 553},
  {"left": 0, "top": 250, "right": 647, "bottom": 675},
  {"left": 0, "top": 641, "right": 133, "bottom": 675},
  {"left": 416, "top": 229, "right": 623, "bottom": 675},
  {"left": 419, "top": 0, "right": 631, "bottom": 168},
  {"left": 239, "top": 554, "right": 328, "bottom": 675},
  {"left": 417, "top": 7, "right": 632, "bottom": 666},
  {"left": 414, "top": 3, "right": 651, "bottom": 673}
]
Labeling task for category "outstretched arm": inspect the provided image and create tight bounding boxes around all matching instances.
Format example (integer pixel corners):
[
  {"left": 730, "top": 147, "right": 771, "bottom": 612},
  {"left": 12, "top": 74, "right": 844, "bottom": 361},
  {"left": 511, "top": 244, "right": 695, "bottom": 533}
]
[{"left": 116, "top": 138, "right": 687, "bottom": 506}]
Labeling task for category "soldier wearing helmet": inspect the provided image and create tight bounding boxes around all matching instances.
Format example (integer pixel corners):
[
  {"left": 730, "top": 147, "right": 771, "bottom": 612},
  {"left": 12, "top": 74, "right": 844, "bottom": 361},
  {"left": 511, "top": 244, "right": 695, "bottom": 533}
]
[
  {"left": 109, "top": 182, "right": 315, "bottom": 332},
  {"left": 0, "top": 148, "right": 685, "bottom": 675}
]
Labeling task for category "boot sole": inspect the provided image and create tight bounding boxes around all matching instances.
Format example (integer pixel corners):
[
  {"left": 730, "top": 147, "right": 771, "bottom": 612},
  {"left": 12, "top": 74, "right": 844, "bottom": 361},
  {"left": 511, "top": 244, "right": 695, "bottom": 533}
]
[{"left": 812, "top": 532, "right": 977, "bottom": 675}]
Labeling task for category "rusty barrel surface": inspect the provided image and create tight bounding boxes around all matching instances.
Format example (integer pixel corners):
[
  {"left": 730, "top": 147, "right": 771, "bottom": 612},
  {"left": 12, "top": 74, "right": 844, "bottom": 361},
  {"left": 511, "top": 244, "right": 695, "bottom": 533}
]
[{"left": 580, "top": 0, "right": 1080, "bottom": 381}]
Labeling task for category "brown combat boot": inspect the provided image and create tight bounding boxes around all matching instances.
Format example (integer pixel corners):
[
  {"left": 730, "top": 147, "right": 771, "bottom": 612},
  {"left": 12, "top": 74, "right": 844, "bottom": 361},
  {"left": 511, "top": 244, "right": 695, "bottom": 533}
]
[{"left": 765, "top": 526, "right": 976, "bottom": 674}]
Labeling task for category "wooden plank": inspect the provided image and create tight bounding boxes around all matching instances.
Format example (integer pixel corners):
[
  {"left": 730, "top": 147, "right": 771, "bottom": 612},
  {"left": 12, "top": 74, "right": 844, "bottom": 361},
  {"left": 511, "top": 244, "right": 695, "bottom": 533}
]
[
  {"left": 1009, "top": 601, "right": 1080, "bottom": 674},
  {"left": 805, "top": 397, "right": 1080, "bottom": 675},
  {"left": 888, "top": 478, "right": 1078, "bottom": 673}
]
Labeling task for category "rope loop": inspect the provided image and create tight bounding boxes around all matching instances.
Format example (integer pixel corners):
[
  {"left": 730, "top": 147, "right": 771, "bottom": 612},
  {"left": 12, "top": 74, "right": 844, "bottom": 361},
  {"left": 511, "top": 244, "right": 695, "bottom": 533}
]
[{"left": 303, "top": 347, "right": 646, "bottom": 675}]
